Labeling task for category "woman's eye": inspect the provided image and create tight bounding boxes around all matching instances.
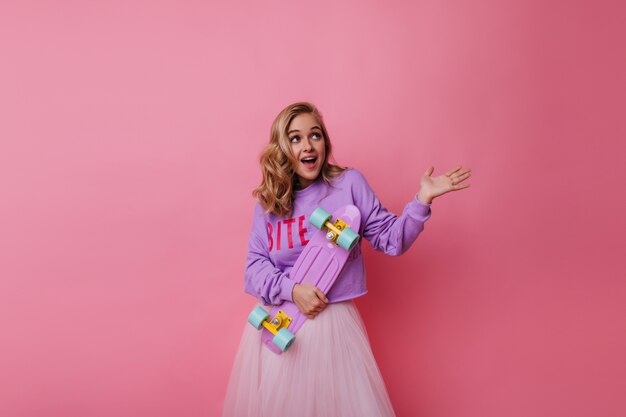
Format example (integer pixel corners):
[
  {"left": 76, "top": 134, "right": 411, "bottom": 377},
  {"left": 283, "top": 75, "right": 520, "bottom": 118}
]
[{"left": 290, "top": 132, "right": 320, "bottom": 143}]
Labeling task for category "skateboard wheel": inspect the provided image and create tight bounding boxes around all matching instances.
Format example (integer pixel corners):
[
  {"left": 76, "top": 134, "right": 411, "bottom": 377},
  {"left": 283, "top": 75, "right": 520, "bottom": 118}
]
[
  {"left": 337, "top": 227, "right": 359, "bottom": 251},
  {"left": 273, "top": 328, "right": 296, "bottom": 352},
  {"left": 310, "top": 208, "right": 332, "bottom": 230},
  {"left": 248, "top": 306, "right": 270, "bottom": 330}
]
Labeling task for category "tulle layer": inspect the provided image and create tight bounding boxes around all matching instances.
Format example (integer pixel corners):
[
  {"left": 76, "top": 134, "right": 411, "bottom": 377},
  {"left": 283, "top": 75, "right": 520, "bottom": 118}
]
[{"left": 222, "top": 301, "right": 395, "bottom": 417}]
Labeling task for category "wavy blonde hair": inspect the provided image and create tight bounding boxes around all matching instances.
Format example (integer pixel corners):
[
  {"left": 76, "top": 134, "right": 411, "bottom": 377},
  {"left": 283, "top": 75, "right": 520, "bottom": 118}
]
[{"left": 253, "top": 102, "right": 345, "bottom": 217}]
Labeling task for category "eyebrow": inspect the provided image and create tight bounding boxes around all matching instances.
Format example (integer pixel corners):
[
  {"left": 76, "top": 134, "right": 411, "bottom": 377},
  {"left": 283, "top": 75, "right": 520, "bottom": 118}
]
[{"left": 288, "top": 126, "right": 322, "bottom": 135}]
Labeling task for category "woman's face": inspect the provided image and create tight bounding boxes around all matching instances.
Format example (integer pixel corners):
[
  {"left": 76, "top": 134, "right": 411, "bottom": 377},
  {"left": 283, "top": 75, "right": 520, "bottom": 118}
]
[{"left": 287, "top": 113, "right": 326, "bottom": 189}]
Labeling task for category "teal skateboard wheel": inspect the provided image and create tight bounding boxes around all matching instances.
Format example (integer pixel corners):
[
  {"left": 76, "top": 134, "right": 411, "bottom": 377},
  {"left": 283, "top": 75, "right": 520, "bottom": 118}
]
[
  {"left": 273, "top": 328, "right": 296, "bottom": 352},
  {"left": 248, "top": 306, "right": 270, "bottom": 330},
  {"left": 309, "top": 208, "right": 332, "bottom": 230},
  {"left": 337, "top": 227, "right": 359, "bottom": 250}
]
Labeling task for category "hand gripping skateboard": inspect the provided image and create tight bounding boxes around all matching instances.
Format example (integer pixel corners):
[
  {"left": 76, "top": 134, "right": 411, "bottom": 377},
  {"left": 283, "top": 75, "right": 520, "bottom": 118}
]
[{"left": 247, "top": 205, "right": 361, "bottom": 354}]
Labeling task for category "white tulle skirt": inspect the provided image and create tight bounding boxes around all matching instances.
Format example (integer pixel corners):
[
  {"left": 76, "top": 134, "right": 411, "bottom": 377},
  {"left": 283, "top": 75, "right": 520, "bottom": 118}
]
[{"left": 222, "top": 300, "right": 396, "bottom": 417}]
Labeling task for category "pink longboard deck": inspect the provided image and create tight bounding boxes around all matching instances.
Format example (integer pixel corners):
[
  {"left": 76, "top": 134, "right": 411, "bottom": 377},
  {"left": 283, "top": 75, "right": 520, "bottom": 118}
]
[{"left": 261, "top": 205, "right": 361, "bottom": 354}]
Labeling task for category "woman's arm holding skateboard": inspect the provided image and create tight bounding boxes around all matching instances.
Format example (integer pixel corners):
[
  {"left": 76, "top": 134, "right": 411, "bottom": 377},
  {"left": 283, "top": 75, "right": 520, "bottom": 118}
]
[
  {"left": 243, "top": 205, "right": 297, "bottom": 306},
  {"left": 243, "top": 204, "right": 328, "bottom": 318}
]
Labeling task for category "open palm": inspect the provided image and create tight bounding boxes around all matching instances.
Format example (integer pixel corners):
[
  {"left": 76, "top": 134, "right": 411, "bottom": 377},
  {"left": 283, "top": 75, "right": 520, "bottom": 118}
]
[{"left": 419, "top": 165, "right": 471, "bottom": 203}]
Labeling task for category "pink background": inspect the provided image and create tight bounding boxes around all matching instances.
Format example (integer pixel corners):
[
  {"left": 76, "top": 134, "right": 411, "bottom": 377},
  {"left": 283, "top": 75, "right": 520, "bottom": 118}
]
[{"left": 1, "top": 1, "right": 624, "bottom": 416}]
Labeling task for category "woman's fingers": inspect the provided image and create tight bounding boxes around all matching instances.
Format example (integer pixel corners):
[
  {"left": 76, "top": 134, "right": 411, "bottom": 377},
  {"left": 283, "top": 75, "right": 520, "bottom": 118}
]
[
  {"left": 443, "top": 165, "right": 473, "bottom": 179},
  {"left": 310, "top": 301, "right": 326, "bottom": 314},
  {"left": 308, "top": 289, "right": 329, "bottom": 318},
  {"left": 445, "top": 166, "right": 462, "bottom": 177},
  {"left": 451, "top": 180, "right": 471, "bottom": 190},
  {"left": 451, "top": 170, "right": 471, "bottom": 184},
  {"left": 314, "top": 287, "right": 329, "bottom": 303}
]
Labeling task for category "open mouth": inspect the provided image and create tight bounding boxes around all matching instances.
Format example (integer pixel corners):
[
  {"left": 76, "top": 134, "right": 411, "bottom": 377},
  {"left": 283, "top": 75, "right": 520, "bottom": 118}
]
[{"left": 300, "top": 156, "right": 318, "bottom": 169}]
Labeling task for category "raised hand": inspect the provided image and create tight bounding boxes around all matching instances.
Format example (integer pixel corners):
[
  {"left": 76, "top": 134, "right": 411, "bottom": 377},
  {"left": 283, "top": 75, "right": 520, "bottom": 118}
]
[{"left": 417, "top": 165, "right": 471, "bottom": 204}]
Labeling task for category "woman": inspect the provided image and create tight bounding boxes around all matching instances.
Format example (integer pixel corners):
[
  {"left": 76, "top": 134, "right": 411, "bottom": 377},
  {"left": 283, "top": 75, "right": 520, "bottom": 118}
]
[{"left": 223, "top": 102, "right": 471, "bottom": 416}]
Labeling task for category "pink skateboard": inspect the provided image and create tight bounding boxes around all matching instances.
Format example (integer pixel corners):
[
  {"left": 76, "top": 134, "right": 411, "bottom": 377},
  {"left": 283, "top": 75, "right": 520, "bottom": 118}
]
[{"left": 247, "top": 205, "right": 361, "bottom": 354}]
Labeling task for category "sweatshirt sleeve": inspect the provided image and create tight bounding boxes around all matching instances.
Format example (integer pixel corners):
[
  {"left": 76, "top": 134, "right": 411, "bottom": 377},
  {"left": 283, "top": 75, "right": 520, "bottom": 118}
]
[
  {"left": 243, "top": 204, "right": 297, "bottom": 305},
  {"left": 351, "top": 169, "right": 432, "bottom": 256}
]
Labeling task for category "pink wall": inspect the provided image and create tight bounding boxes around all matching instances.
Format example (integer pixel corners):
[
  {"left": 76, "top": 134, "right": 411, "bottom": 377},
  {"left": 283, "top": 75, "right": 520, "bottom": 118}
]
[{"left": 1, "top": 1, "right": 624, "bottom": 416}]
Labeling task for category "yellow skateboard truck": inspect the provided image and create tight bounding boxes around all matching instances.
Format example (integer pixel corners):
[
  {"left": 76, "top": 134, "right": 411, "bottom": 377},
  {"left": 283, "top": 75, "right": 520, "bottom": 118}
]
[
  {"left": 310, "top": 207, "right": 359, "bottom": 250},
  {"left": 262, "top": 310, "right": 292, "bottom": 335},
  {"left": 248, "top": 307, "right": 296, "bottom": 352},
  {"left": 323, "top": 218, "right": 349, "bottom": 246}
]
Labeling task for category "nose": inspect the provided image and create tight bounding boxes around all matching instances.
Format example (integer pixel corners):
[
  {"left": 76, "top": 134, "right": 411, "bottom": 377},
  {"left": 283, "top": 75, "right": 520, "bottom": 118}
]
[{"left": 302, "top": 137, "right": 312, "bottom": 151}]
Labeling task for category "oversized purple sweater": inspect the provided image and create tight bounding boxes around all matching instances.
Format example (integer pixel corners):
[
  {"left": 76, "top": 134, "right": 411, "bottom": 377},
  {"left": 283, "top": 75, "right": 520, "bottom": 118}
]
[{"left": 244, "top": 168, "right": 432, "bottom": 306}]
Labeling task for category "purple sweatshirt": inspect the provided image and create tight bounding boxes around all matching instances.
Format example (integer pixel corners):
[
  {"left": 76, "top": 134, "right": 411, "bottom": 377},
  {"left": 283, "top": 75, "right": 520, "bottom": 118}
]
[{"left": 244, "top": 168, "right": 432, "bottom": 305}]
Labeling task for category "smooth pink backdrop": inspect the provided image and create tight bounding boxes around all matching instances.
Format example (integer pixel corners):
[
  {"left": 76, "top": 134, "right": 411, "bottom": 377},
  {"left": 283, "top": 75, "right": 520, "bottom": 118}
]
[{"left": 1, "top": 1, "right": 624, "bottom": 416}]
